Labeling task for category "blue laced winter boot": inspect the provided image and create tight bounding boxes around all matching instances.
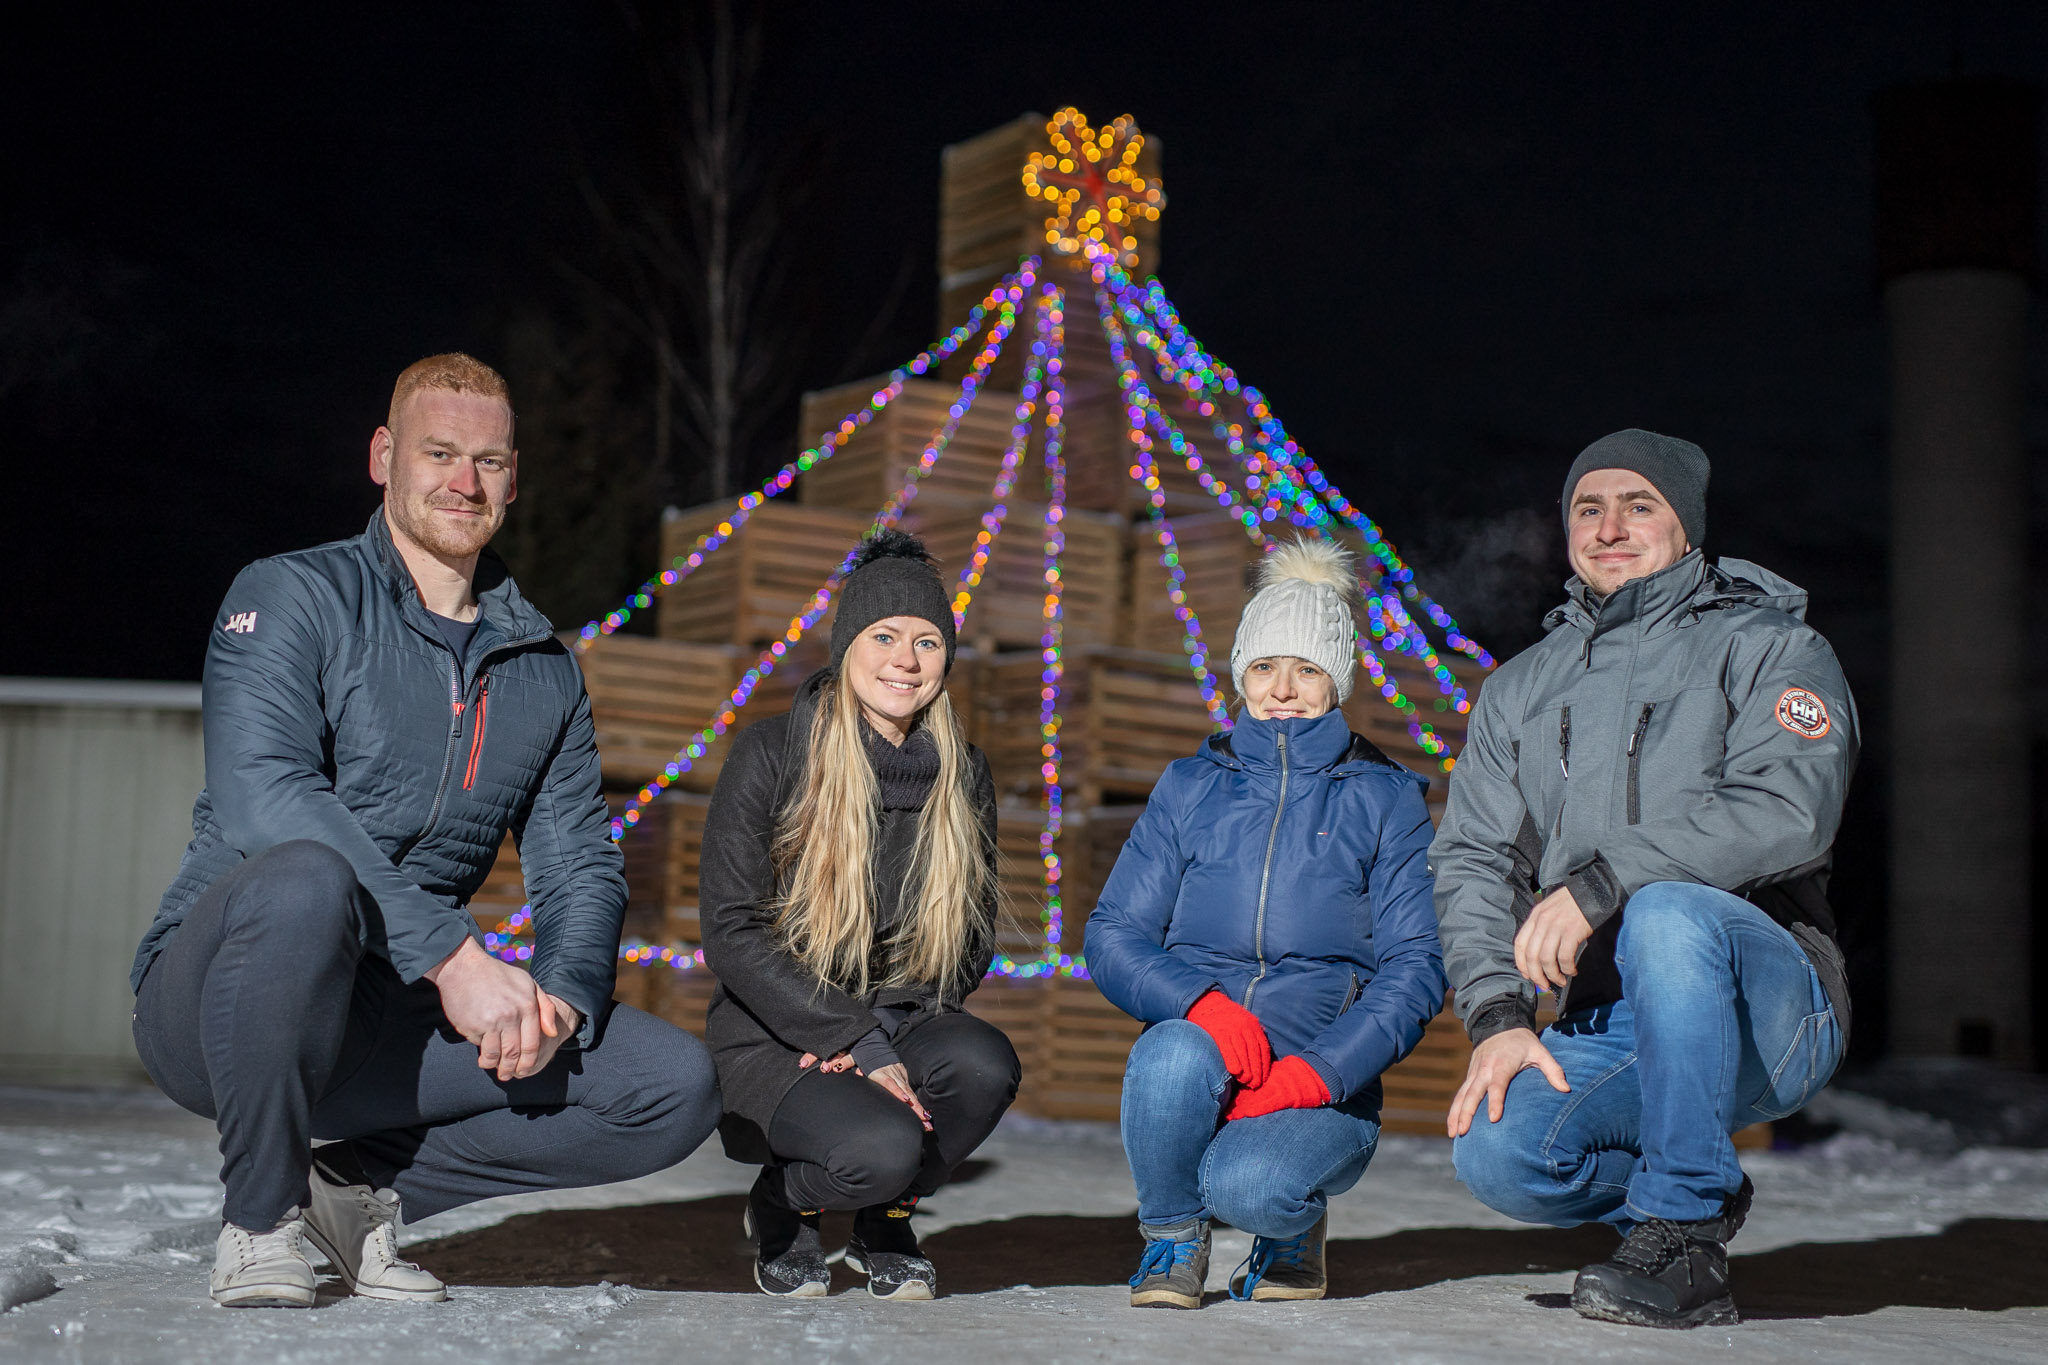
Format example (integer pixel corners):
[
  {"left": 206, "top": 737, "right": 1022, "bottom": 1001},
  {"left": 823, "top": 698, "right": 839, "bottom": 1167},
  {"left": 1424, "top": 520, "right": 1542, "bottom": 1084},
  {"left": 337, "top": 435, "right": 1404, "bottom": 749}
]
[
  {"left": 1129, "top": 1221, "right": 1210, "bottom": 1309},
  {"left": 1229, "top": 1212, "right": 1327, "bottom": 1301}
]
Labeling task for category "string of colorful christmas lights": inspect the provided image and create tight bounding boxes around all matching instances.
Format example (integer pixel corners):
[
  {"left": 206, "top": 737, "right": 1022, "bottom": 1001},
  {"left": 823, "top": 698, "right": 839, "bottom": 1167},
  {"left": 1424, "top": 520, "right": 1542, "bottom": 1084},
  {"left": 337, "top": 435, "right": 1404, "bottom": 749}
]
[
  {"left": 951, "top": 288, "right": 1052, "bottom": 627},
  {"left": 1098, "top": 293, "right": 1457, "bottom": 763},
  {"left": 1116, "top": 270, "right": 1497, "bottom": 670},
  {"left": 990, "top": 286, "right": 1074, "bottom": 980},
  {"left": 1094, "top": 284, "right": 1231, "bottom": 728},
  {"left": 569, "top": 268, "right": 1032, "bottom": 650}
]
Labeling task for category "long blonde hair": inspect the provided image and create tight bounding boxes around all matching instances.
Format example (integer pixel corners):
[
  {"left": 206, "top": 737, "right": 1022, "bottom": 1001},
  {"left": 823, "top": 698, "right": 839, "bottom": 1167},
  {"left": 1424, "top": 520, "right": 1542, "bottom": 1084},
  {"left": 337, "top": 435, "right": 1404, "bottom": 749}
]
[{"left": 771, "top": 666, "right": 994, "bottom": 998}]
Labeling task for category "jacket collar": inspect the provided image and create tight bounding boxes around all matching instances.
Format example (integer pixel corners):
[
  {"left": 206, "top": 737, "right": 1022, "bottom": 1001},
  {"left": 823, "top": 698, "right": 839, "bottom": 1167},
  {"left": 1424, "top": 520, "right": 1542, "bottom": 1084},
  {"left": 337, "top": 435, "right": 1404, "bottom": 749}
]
[
  {"left": 1544, "top": 549, "right": 1810, "bottom": 643},
  {"left": 361, "top": 509, "right": 554, "bottom": 654},
  {"left": 1203, "top": 708, "right": 1357, "bottom": 774}
]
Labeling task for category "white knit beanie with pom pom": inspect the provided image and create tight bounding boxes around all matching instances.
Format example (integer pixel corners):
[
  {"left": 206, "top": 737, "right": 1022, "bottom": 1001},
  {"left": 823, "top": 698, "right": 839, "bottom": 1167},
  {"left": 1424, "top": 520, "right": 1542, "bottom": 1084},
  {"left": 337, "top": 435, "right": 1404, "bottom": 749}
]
[{"left": 1230, "top": 537, "right": 1362, "bottom": 703}]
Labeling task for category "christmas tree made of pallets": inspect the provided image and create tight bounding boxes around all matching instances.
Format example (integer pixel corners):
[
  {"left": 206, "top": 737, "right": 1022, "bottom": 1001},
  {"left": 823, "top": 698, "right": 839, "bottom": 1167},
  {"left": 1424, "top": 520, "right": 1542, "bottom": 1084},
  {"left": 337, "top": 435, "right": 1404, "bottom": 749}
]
[{"left": 470, "top": 110, "right": 1499, "bottom": 1134}]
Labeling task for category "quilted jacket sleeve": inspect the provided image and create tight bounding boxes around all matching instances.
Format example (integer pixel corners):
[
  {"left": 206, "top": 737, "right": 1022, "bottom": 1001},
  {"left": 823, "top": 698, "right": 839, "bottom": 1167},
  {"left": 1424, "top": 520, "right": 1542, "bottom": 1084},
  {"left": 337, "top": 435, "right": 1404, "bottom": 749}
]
[
  {"left": 514, "top": 655, "right": 627, "bottom": 1047},
  {"left": 1427, "top": 675, "right": 1542, "bottom": 1039},
  {"left": 203, "top": 560, "right": 478, "bottom": 982},
  {"left": 1085, "top": 769, "right": 1217, "bottom": 1024},
  {"left": 697, "top": 722, "right": 878, "bottom": 1059},
  {"left": 1298, "top": 776, "right": 1448, "bottom": 1103}
]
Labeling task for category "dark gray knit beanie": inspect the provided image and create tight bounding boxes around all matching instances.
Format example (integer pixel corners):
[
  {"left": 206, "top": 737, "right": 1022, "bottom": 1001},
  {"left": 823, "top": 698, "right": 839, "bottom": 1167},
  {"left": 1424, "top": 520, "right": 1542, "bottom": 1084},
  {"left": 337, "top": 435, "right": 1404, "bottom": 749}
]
[
  {"left": 1561, "top": 429, "right": 1710, "bottom": 548},
  {"left": 828, "top": 529, "right": 957, "bottom": 670}
]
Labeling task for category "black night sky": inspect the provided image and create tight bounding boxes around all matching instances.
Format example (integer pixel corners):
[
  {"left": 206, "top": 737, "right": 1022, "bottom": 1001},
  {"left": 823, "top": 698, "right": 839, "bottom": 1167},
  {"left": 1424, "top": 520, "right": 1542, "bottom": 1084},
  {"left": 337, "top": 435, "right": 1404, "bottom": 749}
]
[{"left": 9, "top": 3, "right": 2048, "bottom": 1054}]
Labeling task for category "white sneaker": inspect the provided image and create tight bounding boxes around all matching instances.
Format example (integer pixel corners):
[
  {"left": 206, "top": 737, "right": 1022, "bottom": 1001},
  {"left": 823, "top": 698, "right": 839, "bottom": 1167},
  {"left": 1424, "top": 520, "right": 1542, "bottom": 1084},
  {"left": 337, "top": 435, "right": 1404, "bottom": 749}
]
[
  {"left": 211, "top": 1211, "right": 317, "bottom": 1307},
  {"left": 303, "top": 1161, "right": 448, "bottom": 1303}
]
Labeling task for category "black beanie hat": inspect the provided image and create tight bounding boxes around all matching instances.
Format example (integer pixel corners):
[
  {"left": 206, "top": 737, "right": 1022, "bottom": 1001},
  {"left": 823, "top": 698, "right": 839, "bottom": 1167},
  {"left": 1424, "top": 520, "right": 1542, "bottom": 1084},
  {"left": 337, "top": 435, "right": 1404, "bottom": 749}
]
[
  {"left": 1560, "top": 429, "right": 1710, "bottom": 549},
  {"left": 828, "top": 529, "right": 957, "bottom": 670}
]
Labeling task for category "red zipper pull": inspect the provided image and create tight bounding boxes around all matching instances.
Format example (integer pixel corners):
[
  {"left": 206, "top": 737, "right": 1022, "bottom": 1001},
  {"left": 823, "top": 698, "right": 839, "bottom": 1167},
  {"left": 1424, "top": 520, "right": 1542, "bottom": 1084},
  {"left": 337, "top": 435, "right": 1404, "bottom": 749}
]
[{"left": 462, "top": 674, "right": 490, "bottom": 790}]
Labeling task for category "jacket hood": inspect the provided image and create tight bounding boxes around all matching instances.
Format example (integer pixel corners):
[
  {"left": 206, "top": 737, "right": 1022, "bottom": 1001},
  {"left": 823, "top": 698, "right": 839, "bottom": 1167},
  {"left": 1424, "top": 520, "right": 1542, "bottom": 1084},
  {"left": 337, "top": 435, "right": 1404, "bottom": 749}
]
[
  {"left": 1544, "top": 550, "right": 1808, "bottom": 641},
  {"left": 362, "top": 509, "right": 555, "bottom": 646}
]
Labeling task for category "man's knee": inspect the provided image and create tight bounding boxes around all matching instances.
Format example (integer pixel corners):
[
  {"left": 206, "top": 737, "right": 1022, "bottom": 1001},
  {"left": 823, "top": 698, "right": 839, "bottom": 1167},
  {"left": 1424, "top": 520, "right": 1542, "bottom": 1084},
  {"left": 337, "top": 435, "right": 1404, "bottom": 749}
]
[
  {"left": 577, "top": 1007, "right": 722, "bottom": 1174},
  {"left": 1126, "top": 1018, "right": 1227, "bottom": 1096},
  {"left": 1453, "top": 1118, "right": 1570, "bottom": 1226},
  {"left": 1615, "top": 881, "right": 1734, "bottom": 979},
  {"left": 241, "top": 840, "right": 361, "bottom": 931}
]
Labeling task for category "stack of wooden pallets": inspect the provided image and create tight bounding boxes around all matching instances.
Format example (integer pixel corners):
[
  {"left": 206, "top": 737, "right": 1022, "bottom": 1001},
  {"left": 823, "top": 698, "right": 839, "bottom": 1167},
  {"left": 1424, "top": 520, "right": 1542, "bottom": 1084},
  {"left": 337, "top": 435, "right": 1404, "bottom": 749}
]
[{"left": 489, "top": 114, "right": 1732, "bottom": 1143}]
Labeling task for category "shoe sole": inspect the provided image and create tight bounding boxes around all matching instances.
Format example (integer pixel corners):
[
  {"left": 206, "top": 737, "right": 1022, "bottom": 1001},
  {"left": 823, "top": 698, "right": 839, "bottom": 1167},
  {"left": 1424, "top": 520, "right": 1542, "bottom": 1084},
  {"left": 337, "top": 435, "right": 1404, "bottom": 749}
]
[
  {"left": 1249, "top": 1284, "right": 1327, "bottom": 1301},
  {"left": 302, "top": 1225, "right": 448, "bottom": 1302},
  {"left": 212, "top": 1282, "right": 316, "bottom": 1308},
  {"left": 1571, "top": 1278, "right": 1739, "bottom": 1329},
  {"left": 1129, "top": 1288, "right": 1201, "bottom": 1308},
  {"left": 752, "top": 1263, "right": 829, "bottom": 1297},
  {"left": 841, "top": 1249, "right": 935, "bottom": 1300}
]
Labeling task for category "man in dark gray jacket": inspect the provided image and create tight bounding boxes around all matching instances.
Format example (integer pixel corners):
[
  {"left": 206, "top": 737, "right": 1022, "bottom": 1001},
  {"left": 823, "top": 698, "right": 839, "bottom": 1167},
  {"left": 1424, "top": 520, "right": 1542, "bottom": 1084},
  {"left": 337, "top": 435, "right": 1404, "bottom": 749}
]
[
  {"left": 1430, "top": 430, "right": 1855, "bottom": 1330},
  {"left": 132, "top": 353, "right": 719, "bottom": 1308}
]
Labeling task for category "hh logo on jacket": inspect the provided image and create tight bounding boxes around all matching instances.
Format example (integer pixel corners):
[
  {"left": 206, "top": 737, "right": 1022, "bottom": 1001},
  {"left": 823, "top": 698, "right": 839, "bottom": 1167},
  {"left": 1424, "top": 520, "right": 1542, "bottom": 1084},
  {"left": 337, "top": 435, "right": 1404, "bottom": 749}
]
[{"left": 222, "top": 612, "right": 258, "bottom": 635}]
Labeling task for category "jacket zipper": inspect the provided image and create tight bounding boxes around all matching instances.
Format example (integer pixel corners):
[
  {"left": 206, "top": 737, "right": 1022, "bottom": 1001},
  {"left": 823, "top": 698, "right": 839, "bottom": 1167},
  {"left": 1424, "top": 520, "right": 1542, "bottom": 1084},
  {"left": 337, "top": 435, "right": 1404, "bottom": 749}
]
[
  {"left": 462, "top": 672, "right": 491, "bottom": 791},
  {"left": 1626, "top": 702, "right": 1655, "bottom": 825},
  {"left": 1341, "top": 971, "right": 1361, "bottom": 1013},
  {"left": 1552, "top": 705, "right": 1572, "bottom": 838},
  {"left": 1242, "top": 731, "right": 1291, "bottom": 1010},
  {"left": 403, "top": 655, "right": 468, "bottom": 861}
]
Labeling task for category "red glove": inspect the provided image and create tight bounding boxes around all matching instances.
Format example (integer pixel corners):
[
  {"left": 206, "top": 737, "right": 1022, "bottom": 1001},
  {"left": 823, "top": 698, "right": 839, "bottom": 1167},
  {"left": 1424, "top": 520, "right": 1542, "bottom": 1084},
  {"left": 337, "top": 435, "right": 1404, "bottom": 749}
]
[
  {"left": 1187, "top": 990, "right": 1273, "bottom": 1087},
  {"left": 1226, "top": 1055, "right": 1331, "bottom": 1121}
]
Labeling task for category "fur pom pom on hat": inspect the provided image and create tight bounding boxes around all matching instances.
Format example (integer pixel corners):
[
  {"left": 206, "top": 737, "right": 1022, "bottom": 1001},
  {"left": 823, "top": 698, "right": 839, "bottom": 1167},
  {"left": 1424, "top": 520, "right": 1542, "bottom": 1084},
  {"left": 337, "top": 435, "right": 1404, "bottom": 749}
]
[
  {"left": 1230, "top": 537, "right": 1362, "bottom": 704},
  {"left": 829, "top": 529, "right": 957, "bottom": 670}
]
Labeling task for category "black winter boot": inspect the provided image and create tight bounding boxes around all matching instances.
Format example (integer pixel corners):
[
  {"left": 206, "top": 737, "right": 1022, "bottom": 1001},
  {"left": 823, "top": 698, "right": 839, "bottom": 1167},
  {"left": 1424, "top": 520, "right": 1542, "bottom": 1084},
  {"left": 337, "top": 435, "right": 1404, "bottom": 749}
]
[
  {"left": 744, "top": 1169, "right": 828, "bottom": 1297},
  {"left": 1571, "top": 1176, "right": 1753, "bottom": 1329},
  {"left": 843, "top": 1194, "right": 936, "bottom": 1300}
]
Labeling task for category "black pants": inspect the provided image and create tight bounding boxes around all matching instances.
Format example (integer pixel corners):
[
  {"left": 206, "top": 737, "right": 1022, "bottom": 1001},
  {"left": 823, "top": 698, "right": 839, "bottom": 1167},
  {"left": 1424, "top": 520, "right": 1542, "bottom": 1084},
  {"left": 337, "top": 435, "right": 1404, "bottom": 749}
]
[
  {"left": 766, "top": 1011, "right": 1020, "bottom": 1212},
  {"left": 133, "top": 840, "right": 722, "bottom": 1231}
]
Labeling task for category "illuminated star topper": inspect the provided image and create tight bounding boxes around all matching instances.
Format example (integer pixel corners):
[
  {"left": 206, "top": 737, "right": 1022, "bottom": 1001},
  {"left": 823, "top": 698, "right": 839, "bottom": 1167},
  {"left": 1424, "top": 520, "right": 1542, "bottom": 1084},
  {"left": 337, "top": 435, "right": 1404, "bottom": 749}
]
[{"left": 1023, "top": 108, "right": 1164, "bottom": 269}]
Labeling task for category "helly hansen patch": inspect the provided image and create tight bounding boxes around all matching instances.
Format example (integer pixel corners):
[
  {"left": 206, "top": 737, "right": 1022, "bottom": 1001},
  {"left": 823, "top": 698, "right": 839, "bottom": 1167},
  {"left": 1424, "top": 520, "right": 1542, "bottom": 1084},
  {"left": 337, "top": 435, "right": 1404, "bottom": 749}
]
[
  {"left": 1775, "top": 687, "right": 1831, "bottom": 739},
  {"left": 222, "top": 611, "right": 258, "bottom": 635}
]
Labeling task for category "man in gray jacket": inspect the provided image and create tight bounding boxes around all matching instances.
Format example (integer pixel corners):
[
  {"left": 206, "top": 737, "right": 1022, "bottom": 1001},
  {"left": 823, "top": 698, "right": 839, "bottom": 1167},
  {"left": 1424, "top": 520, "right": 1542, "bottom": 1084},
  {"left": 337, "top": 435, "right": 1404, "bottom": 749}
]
[
  {"left": 1430, "top": 430, "right": 1855, "bottom": 1330},
  {"left": 132, "top": 353, "right": 720, "bottom": 1307}
]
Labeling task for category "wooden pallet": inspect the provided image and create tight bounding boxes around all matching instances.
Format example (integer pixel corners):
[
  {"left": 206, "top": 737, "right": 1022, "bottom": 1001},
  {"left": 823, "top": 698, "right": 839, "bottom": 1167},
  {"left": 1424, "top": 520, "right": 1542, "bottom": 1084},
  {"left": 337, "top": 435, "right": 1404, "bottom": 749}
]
[
  {"left": 1122, "top": 508, "right": 1266, "bottom": 666},
  {"left": 656, "top": 501, "right": 874, "bottom": 648},
  {"left": 991, "top": 802, "right": 1144, "bottom": 962},
  {"left": 579, "top": 633, "right": 808, "bottom": 791},
  {"left": 902, "top": 500, "right": 1125, "bottom": 653},
  {"left": 795, "top": 377, "right": 1025, "bottom": 514},
  {"left": 973, "top": 647, "right": 1219, "bottom": 807}
]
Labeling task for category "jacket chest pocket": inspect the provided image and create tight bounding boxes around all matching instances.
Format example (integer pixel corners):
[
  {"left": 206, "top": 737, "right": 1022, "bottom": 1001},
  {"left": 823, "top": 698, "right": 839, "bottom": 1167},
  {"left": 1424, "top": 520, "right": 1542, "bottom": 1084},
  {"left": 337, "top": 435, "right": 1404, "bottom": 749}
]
[
  {"left": 1514, "top": 703, "right": 1572, "bottom": 832},
  {"left": 1625, "top": 686, "right": 1727, "bottom": 825}
]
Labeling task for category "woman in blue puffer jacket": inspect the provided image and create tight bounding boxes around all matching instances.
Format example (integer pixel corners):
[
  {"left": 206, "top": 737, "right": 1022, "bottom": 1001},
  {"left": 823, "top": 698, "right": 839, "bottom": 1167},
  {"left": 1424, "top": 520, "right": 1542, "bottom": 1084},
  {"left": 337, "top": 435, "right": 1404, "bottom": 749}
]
[{"left": 1088, "top": 537, "right": 1447, "bottom": 1308}]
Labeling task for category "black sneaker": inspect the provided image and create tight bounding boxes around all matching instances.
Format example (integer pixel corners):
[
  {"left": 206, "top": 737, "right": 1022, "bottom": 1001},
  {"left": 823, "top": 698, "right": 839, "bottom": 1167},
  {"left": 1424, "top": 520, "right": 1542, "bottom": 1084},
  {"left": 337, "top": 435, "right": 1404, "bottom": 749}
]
[
  {"left": 743, "top": 1170, "right": 829, "bottom": 1297},
  {"left": 1571, "top": 1177, "right": 1754, "bottom": 1329},
  {"left": 842, "top": 1195, "right": 935, "bottom": 1300}
]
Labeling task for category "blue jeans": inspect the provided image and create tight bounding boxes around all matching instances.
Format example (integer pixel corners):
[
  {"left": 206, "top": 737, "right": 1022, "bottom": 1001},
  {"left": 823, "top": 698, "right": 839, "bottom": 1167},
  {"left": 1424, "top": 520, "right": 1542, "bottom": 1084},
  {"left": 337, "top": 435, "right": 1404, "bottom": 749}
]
[
  {"left": 1453, "top": 881, "right": 1842, "bottom": 1227},
  {"left": 1120, "top": 1019, "right": 1381, "bottom": 1240}
]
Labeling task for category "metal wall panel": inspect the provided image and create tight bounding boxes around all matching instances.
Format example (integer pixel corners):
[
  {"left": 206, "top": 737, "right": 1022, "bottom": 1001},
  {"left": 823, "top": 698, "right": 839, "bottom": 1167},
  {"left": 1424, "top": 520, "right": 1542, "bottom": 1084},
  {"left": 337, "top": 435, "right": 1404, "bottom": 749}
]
[{"left": 0, "top": 681, "right": 204, "bottom": 1084}]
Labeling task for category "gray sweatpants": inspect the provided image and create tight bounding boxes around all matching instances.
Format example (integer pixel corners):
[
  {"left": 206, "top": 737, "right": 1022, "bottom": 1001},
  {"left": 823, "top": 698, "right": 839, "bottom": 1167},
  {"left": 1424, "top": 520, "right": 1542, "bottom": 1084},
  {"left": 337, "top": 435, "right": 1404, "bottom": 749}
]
[{"left": 133, "top": 840, "right": 721, "bottom": 1231}]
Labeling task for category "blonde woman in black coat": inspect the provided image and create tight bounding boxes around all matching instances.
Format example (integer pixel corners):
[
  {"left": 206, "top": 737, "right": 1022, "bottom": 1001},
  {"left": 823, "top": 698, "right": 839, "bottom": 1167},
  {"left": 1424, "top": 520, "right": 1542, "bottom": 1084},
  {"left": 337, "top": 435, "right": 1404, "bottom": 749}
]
[{"left": 699, "top": 531, "right": 1018, "bottom": 1299}]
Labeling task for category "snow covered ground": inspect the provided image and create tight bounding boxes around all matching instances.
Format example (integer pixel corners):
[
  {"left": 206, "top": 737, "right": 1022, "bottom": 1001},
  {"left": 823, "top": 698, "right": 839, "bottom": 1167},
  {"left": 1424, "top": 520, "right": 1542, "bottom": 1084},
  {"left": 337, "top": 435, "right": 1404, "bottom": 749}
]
[{"left": 1, "top": 1085, "right": 2045, "bottom": 1363}]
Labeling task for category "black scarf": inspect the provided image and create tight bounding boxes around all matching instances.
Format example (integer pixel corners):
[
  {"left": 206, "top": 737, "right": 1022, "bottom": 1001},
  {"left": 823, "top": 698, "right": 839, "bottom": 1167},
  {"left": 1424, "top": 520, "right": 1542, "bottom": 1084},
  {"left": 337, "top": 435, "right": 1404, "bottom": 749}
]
[{"left": 862, "top": 719, "right": 941, "bottom": 810}]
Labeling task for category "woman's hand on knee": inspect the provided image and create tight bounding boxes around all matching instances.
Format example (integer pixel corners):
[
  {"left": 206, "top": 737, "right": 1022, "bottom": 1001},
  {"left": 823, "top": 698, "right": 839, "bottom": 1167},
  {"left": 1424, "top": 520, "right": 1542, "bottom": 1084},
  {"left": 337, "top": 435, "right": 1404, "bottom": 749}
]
[
  {"left": 865, "top": 1062, "right": 934, "bottom": 1132},
  {"left": 799, "top": 1050, "right": 857, "bottom": 1074},
  {"left": 1447, "top": 1029, "right": 1569, "bottom": 1138},
  {"left": 1186, "top": 990, "right": 1274, "bottom": 1088}
]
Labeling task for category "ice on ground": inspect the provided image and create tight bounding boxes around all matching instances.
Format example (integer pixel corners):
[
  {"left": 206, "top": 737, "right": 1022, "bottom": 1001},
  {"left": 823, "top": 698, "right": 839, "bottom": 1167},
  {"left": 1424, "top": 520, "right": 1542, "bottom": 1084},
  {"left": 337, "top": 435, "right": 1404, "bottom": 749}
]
[{"left": 1, "top": 1084, "right": 2045, "bottom": 1363}]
